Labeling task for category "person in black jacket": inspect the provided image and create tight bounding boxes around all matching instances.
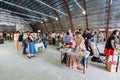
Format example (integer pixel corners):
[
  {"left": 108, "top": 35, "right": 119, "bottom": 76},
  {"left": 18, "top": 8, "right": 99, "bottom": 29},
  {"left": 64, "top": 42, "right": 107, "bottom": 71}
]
[{"left": 84, "top": 29, "right": 93, "bottom": 56}]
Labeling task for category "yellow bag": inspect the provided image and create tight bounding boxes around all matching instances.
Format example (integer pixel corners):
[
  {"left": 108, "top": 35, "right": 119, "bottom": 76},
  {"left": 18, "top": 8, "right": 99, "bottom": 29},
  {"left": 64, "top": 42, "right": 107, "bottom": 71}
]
[{"left": 77, "top": 51, "right": 83, "bottom": 57}]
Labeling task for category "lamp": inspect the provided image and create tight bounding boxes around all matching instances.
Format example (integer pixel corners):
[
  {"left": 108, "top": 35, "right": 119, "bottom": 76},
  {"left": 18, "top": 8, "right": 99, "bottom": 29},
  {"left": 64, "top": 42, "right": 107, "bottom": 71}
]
[
  {"left": 55, "top": 17, "right": 58, "bottom": 21},
  {"left": 40, "top": 21, "right": 43, "bottom": 23},
  {"left": 73, "top": 0, "right": 86, "bottom": 15},
  {"left": 82, "top": 10, "right": 86, "bottom": 15}
]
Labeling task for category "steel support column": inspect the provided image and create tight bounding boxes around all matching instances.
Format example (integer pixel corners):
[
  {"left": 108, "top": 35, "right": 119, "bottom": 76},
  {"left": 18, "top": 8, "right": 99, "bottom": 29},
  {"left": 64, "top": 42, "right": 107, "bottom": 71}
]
[
  {"left": 106, "top": 0, "right": 112, "bottom": 38},
  {"left": 82, "top": 0, "right": 89, "bottom": 30},
  {"left": 47, "top": 17, "right": 55, "bottom": 32},
  {"left": 43, "top": 20, "right": 49, "bottom": 32},
  {"left": 53, "top": 10, "right": 63, "bottom": 32},
  {"left": 45, "top": 0, "right": 63, "bottom": 32},
  {"left": 62, "top": 0, "right": 74, "bottom": 32}
]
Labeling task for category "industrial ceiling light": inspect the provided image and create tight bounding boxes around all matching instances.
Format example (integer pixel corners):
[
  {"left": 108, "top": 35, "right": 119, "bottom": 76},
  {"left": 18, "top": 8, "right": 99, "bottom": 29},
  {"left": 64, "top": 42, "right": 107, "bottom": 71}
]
[
  {"left": 55, "top": 17, "right": 58, "bottom": 21},
  {"left": 82, "top": 10, "right": 86, "bottom": 15},
  {"left": 1, "top": 1, "right": 56, "bottom": 19},
  {"left": 73, "top": 0, "right": 86, "bottom": 15},
  {"left": 40, "top": 21, "right": 43, "bottom": 23},
  {"left": 35, "top": 0, "right": 68, "bottom": 16}
]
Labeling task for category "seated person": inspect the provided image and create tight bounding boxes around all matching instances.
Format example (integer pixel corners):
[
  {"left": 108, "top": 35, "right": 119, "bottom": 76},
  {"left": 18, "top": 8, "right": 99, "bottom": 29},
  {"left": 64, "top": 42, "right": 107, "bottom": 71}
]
[
  {"left": 74, "top": 31, "right": 90, "bottom": 69},
  {"left": 74, "top": 31, "right": 86, "bottom": 51}
]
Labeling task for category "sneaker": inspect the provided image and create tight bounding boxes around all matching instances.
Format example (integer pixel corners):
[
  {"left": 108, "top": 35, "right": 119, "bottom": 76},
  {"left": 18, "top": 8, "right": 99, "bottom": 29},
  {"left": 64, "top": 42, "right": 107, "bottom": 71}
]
[
  {"left": 27, "top": 56, "right": 31, "bottom": 59},
  {"left": 31, "top": 55, "right": 36, "bottom": 57}
]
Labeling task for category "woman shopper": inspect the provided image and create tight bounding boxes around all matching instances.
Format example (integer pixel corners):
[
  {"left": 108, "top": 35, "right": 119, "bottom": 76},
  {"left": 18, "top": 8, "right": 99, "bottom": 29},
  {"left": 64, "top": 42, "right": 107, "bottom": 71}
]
[
  {"left": 14, "top": 31, "right": 20, "bottom": 51},
  {"left": 90, "top": 31, "right": 98, "bottom": 56},
  {"left": 27, "top": 32, "right": 36, "bottom": 58},
  {"left": 104, "top": 30, "right": 119, "bottom": 64},
  {"left": 22, "top": 31, "right": 29, "bottom": 54},
  {"left": 75, "top": 31, "right": 90, "bottom": 55},
  {"left": 74, "top": 31, "right": 90, "bottom": 69}
]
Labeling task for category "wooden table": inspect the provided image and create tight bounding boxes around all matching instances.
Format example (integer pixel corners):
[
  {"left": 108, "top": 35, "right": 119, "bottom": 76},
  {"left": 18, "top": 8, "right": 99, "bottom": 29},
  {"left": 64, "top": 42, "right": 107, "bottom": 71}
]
[{"left": 60, "top": 49, "right": 90, "bottom": 74}]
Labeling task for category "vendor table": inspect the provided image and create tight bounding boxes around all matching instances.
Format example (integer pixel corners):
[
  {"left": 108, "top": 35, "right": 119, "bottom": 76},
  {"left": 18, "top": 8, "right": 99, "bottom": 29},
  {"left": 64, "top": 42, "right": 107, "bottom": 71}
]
[
  {"left": 60, "top": 49, "right": 90, "bottom": 74},
  {"left": 35, "top": 42, "right": 44, "bottom": 52}
]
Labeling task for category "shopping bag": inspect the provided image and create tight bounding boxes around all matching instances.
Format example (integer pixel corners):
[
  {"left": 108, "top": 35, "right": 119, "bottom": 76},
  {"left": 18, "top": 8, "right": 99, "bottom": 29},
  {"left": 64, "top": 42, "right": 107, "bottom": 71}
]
[{"left": 107, "top": 61, "right": 117, "bottom": 72}]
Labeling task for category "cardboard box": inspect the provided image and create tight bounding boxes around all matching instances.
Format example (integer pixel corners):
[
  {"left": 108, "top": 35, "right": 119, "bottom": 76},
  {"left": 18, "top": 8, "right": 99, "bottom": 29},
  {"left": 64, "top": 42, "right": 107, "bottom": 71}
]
[{"left": 107, "top": 61, "right": 117, "bottom": 72}]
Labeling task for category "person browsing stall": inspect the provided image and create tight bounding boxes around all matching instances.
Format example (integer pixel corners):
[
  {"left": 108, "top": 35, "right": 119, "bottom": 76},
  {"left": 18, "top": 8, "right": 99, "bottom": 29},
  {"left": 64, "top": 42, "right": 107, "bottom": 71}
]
[{"left": 104, "top": 30, "right": 119, "bottom": 64}]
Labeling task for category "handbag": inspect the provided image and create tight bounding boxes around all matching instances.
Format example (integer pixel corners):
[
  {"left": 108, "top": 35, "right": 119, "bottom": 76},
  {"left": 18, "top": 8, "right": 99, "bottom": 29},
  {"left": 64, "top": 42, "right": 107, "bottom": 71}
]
[{"left": 77, "top": 51, "right": 83, "bottom": 57}]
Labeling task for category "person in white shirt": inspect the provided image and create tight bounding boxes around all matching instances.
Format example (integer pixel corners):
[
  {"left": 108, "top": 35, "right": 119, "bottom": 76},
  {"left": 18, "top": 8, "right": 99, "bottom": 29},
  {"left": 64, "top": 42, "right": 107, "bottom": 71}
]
[{"left": 14, "top": 31, "right": 20, "bottom": 51}]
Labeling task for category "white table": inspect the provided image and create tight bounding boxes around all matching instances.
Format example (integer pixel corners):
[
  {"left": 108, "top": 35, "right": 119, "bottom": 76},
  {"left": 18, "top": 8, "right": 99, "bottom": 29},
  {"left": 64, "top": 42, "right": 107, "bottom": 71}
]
[{"left": 35, "top": 43, "right": 45, "bottom": 52}]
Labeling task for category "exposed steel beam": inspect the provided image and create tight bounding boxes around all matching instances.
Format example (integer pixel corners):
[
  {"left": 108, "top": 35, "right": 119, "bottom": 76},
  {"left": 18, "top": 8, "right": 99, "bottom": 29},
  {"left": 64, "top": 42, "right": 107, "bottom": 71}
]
[
  {"left": 33, "top": 0, "right": 55, "bottom": 32},
  {"left": 1, "top": 0, "right": 55, "bottom": 19},
  {"left": 62, "top": 0, "right": 74, "bottom": 32},
  {"left": 35, "top": 0, "right": 68, "bottom": 16},
  {"left": 82, "top": 0, "right": 89, "bottom": 30},
  {"left": 106, "top": 0, "right": 112, "bottom": 38}
]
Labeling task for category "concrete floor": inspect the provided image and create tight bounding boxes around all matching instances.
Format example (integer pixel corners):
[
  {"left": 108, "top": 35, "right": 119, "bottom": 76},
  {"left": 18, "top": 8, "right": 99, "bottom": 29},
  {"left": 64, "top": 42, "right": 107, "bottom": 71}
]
[{"left": 0, "top": 41, "right": 120, "bottom": 80}]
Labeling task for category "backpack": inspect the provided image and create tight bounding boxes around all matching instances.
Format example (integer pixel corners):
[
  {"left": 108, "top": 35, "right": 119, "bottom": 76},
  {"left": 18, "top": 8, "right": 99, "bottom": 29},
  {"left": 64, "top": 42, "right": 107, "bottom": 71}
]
[
  {"left": 62, "top": 53, "right": 67, "bottom": 64},
  {"left": 18, "top": 35, "right": 23, "bottom": 41},
  {"left": 91, "top": 56, "right": 102, "bottom": 63}
]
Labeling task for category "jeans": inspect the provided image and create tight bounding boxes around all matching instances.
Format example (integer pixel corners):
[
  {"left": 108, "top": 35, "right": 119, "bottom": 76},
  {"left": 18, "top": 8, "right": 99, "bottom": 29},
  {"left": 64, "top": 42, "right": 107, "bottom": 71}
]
[
  {"left": 22, "top": 40, "right": 28, "bottom": 54},
  {"left": 80, "top": 56, "right": 86, "bottom": 67},
  {"left": 43, "top": 40, "right": 47, "bottom": 48}
]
